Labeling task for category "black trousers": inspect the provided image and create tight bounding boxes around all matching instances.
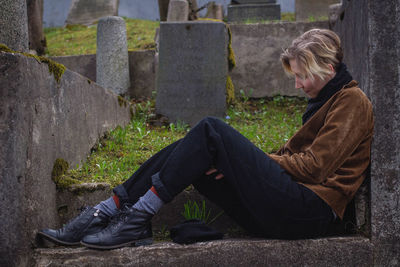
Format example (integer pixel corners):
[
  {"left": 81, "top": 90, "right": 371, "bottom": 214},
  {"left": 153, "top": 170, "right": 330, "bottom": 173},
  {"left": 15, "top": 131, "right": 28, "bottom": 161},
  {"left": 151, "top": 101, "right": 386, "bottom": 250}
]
[{"left": 113, "top": 117, "right": 333, "bottom": 239}]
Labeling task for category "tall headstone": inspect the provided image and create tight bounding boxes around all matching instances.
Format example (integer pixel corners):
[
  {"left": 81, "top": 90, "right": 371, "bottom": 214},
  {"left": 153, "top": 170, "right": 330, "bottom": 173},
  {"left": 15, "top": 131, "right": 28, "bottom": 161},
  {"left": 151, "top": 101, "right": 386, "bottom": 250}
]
[
  {"left": 156, "top": 21, "right": 228, "bottom": 126},
  {"left": 167, "top": 0, "right": 189, "bottom": 21},
  {"left": 0, "top": 0, "right": 29, "bottom": 52},
  {"left": 66, "top": 0, "right": 119, "bottom": 25},
  {"left": 96, "top": 16, "right": 130, "bottom": 95},
  {"left": 228, "top": 0, "right": 281, "bottom": 22},
  {"left": 295, "top": 0, "right": 338, "bottom": 21}
]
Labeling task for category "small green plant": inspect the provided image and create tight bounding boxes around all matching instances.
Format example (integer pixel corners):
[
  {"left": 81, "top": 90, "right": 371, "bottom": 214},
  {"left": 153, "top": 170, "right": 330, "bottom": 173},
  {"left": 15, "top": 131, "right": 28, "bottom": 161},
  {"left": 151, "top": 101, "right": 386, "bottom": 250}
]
[{"left": 182, "top": 200, "right": 224, "bottom": 225}]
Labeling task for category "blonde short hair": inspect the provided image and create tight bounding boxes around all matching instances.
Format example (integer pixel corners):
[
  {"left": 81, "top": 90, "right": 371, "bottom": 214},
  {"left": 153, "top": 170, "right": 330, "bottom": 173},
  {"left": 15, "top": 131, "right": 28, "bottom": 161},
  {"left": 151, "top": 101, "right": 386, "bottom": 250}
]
[{"left": 281, "top": 29, "right": 343, "bottom": 81}]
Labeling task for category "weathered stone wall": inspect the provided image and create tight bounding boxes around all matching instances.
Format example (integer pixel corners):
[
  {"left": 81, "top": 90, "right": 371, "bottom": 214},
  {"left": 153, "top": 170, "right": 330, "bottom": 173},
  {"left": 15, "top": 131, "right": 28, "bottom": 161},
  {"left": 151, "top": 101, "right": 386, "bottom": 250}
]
[
  {"left": 51, "top": 50, "right": 156, "bottom": 99},
  {"left": 229, "top": 21, "right": 328, "bottom": 98},
  {"left": 65, "top": 0, "right": 119, "bottom": 26},
  {"left": 0, "top": 52, "right": 131, "bottom": 266},
  {"left": 334, "top": 0, "right": 400, "bottom": 265}
]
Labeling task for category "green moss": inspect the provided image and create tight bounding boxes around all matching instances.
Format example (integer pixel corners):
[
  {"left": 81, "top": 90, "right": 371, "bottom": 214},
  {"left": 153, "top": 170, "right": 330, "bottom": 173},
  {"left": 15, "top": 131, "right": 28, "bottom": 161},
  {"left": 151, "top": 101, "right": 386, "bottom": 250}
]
[
  {"left": 130, "top": 105, "right": 135, "bottom": 119},
  {"left": 0, "top": 43, "right": 13, "bottom": 53},
  {"left": 227, "top": 26, "right": 236, "bottom": 71},
  {"left": 226, "top": 75, "right": 235, "bottom": 104},
  {"left": 118, "top": 95, "right": 128, "bottom": 107},
  {"left": 0, "top": 43, "right": 66, "bottom": 83},
  {"left": 87, "top": 79, "right": 92, "bottom": 84},
  {"left": 38, "top": 56, "right": 66, "bottom": 83},
  {"left": 51, "top": 158, "right": 80, "bottom": 190}
]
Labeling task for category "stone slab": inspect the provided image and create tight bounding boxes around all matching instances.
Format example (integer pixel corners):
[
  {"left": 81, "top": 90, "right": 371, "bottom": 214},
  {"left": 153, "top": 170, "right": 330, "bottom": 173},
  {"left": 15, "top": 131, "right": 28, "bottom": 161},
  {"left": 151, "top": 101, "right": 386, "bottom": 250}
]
[
  {"left": 167, "top": 0, "right": 189, "bottom": 21},
  {"left": 0, "top": 0, "right": 29, "bottom": 52},
  {"left": 57, "top": 183, "right": 113, "bottom": 225},
  {"left": 228, "top": 3, "right": 281, "bottom": 22},
  {"left": 295, "top": 0, "right": 338, "bottom": 21},
  {"left": 128, "top": 50, "right": 156, "bottom": 99},
  {"left": 156, "top": 21, "right": 227, "bottom": 126},
  {"left": 333, "top": 0, "right": 400, "bottom": 264},
  {"left": 229, "top": 21, "right": 328, "bottom": 98},
  {"left": 50, "top": 50, "right": 156, "bottom": 99},
  {"left": 50, "top": 54, "right": 97, "bottom": 82},
  {"left": 66, "top": 0, "right": 119, "bottom": 26},
  {"left": 0, "top": 52, "right": 131, "bottom": 266},
  {"left": 33, "top": 237, "right": 373, "bottom": 266}
]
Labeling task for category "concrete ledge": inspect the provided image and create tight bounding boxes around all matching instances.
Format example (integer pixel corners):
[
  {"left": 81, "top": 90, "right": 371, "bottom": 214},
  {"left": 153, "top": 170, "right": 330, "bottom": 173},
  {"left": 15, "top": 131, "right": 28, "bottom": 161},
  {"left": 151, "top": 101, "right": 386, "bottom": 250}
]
[{"left": 33, "top": 237, "right": 372, "bottom": 266}]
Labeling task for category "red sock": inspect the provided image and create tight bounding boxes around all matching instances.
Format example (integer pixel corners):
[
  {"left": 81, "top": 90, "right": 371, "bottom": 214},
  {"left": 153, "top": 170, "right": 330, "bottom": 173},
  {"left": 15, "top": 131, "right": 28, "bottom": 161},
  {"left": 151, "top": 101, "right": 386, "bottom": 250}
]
[
  {"left": 112, "top": 194, "right": 120, "bottom": 209},
  {"left": 150, "top": 186, "right": 160, "bottom": 197}
]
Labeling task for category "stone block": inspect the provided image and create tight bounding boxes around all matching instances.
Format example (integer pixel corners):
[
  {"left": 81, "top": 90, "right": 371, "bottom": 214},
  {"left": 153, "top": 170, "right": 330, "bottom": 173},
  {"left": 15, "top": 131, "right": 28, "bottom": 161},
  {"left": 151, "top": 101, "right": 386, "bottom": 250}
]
[
  {"left": 56, "top": 183, "right": 113, "bottom": 225},
  {"left": 128, "top": 50, "right": 156, "bottom": 99},
  {"left": 228, "top": 3, "right": 281, "bottom": 22},
  {"left": 167, "top": 0, "right": 189, "bottom": 21},
  {"left": 295, "top": 0, "right": 338, "bottom": 21},
  {"left": 156, "top": 21, "right": 228, "bottom": 126},
  {"left": 0, "top": 52, "right": 131, "bottom": 266},
  {"left": 50, "top": 54, "right": 97, "bottom": 82},
  {"left": 51, "top": 51, "right": 156, "bottom": 99},
  {"left": 33, "top": 237, "right": 373, "bottom": 266},
  {"left": 328, "top": 3, "right": 342, "bottom": 28},
  {"left": 65, "top": 0, "right": 119, "bottom": 26},
  {"left": 229, "top": 21, "right": 328, "bottom": 98},
  {"left": 333, "top": 0, "right": 400, "bottom": 264},
  {"left": 0, "top": 0, "right": 29, "bottom": 52},
  {"left": 96, "top": 16, "right": 130, "bottom": 95}
]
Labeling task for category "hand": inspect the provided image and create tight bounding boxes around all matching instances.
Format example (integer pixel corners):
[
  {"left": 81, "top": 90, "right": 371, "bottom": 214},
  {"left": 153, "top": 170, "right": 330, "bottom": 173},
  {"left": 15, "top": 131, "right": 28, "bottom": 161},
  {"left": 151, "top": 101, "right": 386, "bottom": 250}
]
[{"left": 206, "top": 168, "right": 224, "bottom": 180}]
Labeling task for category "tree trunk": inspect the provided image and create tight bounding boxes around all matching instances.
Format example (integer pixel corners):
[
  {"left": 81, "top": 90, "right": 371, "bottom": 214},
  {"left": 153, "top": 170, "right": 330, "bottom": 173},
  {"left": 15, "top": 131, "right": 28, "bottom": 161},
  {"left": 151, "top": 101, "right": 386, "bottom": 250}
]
[
  {"left": 27, "top": 0, "right": 46, "bottom": 55},
  {"left": 188, "top": 0, "right": 198, "bottom": 20},
  {"left": 158, "top": 0, "right": 170, "bottom": 21}
]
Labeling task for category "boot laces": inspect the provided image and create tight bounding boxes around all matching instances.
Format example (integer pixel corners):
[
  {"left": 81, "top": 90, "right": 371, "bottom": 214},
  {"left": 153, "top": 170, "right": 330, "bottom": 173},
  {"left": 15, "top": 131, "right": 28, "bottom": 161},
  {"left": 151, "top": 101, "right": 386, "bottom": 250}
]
[
  {"left": 108, "top": 203, "right": 132, "bottom": 231},
  {"left": 64, "top": 206, "right": 91, "bottom": 231}
]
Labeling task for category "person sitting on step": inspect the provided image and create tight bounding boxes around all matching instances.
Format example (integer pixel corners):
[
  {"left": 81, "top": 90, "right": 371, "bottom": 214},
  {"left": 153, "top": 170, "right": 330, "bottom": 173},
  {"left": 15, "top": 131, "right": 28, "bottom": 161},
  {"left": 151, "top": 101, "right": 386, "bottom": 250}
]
[{"left": 38, "top": 29, "right": 374, "bottom": 249}]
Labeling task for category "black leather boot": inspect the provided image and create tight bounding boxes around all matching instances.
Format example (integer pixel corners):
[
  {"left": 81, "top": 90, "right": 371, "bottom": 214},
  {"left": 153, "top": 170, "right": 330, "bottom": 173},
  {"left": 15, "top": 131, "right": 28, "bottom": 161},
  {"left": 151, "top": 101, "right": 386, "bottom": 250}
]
[
  {"left": 38, "top": 207, "right": 110, "bottom": 246},
  {"left": 81, "top": 205, "right": 153, "bottom": 250}
]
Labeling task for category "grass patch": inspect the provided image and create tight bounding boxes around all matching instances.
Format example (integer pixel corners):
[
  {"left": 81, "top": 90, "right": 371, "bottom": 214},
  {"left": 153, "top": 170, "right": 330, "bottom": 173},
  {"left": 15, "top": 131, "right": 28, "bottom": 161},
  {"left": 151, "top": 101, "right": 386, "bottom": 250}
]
[
  {"left": 44, "top": 18, "right": 159, "bottom": 56},
  {"left": 58, "top": 97, "right": 306, "bottom": 189}
]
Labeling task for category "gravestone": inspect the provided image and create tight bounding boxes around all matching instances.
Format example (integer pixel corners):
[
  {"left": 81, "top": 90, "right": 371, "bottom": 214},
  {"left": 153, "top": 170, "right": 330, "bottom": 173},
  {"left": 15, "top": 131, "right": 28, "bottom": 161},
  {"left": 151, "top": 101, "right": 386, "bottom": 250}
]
[
  {"left": 205, "top": 3, "right": 224, "bottom": 20},
  {"left": 0, "top": 0, "right": 29, "bottom": 52},
  {"left": 295, "top": 0, "right": 338, "bottom": 21},
  {"left": 167, "top": 0, "right": 189, "bottom": 21},
  {"left": 65, "top": 0, "right": 119, "bottom": 25},
  {"left": 228, "top": 0, "right": 281, "bottom": 22},
  {"left": 156, "top": 21, "right": 228, "bottom": 126},
  {"left": 96, "top": 16, "right": 130, "bottom": 95}
]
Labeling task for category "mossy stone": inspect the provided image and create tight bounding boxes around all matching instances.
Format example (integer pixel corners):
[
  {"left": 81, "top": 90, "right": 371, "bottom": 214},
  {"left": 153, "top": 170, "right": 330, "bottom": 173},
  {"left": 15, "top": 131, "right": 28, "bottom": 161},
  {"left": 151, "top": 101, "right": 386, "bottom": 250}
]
[{"left": 0, "top": 43, "right": 66, "bottom": 83}]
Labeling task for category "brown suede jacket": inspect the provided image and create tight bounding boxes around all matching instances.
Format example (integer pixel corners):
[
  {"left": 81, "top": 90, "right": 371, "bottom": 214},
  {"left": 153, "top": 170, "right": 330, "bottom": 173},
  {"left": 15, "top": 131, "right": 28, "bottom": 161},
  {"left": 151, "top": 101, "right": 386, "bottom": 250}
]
[{"left": 268, "top": 81, "right": 374, "bottom": 219}]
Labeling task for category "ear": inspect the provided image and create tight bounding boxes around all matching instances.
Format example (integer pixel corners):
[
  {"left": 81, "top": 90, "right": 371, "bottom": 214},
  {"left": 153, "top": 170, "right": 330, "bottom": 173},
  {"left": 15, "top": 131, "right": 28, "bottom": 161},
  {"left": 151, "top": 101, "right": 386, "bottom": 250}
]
[{"left": 328, "top": 64, "right": 335, "bottom": 72}]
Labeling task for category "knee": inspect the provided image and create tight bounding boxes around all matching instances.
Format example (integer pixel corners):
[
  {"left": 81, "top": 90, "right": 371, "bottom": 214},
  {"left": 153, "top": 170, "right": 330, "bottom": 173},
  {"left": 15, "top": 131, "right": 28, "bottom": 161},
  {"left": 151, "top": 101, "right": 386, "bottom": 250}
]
[{"left": 199, "top": 116, "right": 222, "bottom": 127}]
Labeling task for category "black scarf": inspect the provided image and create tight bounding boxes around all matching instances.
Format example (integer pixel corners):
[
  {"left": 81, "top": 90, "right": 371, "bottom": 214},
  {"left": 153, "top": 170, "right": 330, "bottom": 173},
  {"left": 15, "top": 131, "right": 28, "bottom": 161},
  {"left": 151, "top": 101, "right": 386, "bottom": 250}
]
[{"left": 302, "top": 63, "right": 353, "bottom": 125}]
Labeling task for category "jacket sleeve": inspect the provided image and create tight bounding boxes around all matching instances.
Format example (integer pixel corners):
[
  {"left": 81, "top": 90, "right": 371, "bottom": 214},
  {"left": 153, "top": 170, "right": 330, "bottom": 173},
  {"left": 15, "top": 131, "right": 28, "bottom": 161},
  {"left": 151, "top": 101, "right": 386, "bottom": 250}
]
[{"left": 268, "top": 89, "right": 373, "bottom": 184}]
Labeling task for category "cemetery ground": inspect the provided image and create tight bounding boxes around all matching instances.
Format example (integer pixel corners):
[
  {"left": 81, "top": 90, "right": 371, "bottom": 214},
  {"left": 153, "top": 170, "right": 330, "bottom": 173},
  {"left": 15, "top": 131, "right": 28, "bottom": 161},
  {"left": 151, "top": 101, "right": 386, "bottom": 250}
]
[{"left": 56, "top": 95, "right": 306, "bottom": 190}]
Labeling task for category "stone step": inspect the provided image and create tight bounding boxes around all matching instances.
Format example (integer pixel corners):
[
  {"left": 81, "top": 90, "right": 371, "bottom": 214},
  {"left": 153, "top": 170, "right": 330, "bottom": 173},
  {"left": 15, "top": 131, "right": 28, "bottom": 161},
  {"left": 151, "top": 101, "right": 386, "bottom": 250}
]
[
  {"left": 57, "top": 184, "right": 241, "bottom": 234},
  {"left": 33, "top": 237, "right": 372, "bottom": 266}
]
